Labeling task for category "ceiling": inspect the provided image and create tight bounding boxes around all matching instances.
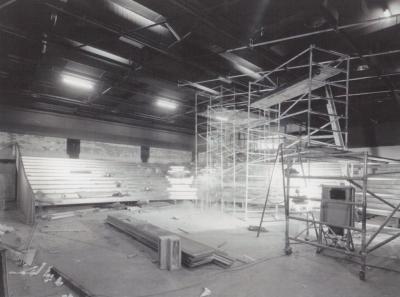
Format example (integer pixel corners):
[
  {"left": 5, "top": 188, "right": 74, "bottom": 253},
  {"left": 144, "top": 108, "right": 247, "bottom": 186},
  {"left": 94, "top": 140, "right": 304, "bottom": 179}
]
[{"left": 1, "top": 0, "right": 400, "bottom": 137}]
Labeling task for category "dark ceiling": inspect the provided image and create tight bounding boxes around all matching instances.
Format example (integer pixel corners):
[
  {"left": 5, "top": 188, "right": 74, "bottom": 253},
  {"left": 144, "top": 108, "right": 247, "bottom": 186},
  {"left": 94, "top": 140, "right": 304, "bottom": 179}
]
[{"left": 1, "top": 0, "right": 400, "bottom": 136}]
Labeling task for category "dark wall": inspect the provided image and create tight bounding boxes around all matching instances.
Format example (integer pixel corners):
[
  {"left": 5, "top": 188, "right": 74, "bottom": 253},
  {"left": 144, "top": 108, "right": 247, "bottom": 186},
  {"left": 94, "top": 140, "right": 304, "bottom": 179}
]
[{"left": 349, "top": 120, "right": 400, "bottom": 148}]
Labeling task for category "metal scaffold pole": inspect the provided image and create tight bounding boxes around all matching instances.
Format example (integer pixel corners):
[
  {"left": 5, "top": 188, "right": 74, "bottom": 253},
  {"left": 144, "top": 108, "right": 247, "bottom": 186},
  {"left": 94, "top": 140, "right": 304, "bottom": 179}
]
[{"left": 360, "top": 151, "right": 368, "bottom": 280}]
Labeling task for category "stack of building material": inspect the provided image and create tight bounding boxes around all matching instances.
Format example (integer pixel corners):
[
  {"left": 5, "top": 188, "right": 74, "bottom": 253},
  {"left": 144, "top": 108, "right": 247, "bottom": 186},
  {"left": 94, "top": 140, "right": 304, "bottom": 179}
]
[
  {"left": 166, "top": 166, "right": 197, "bottom": 200},
  {"left": 158, "top": 235, "right": 181, "bottom": 270},
  {"left": 106, "top": 215, "right": 234, "bottom": 268}
]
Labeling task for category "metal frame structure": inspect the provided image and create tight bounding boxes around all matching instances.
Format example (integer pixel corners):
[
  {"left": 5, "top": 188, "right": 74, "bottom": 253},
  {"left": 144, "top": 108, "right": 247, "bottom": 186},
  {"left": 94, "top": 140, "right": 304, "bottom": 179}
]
[
  {"left": 195, "top": 86, "right": 249, "bottom": 214},
  {"left": 193, "top": 45, "right": 350, "bottom": 220},
  {"left": 282, "top": 148, "right": 400, "bottom": 280}
]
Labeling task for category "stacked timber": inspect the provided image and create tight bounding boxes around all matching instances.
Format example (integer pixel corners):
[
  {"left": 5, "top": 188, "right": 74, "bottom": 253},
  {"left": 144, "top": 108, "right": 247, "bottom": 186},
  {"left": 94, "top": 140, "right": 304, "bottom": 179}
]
[
  {"left": 106, "top": 214, "right": 234, "bottom": 268},
  {"left": 21, "top": 156, "right": 171, "bottom": 206},
  {"left": 166, "top": 166, "right": 197, "bottom": 200}
]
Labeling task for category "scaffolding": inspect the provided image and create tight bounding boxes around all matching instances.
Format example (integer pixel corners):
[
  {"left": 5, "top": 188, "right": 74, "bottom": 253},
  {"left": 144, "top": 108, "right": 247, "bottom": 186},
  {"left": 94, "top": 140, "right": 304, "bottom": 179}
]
[
  {"left": 189, "top": 45, "right": 400, "bottom": 279},
  {"left": 195, "top": 86, "right": 249, "bottom": 214},
  {"left": 282, "top": 148, "right": 400, "bottom": 280},
  {"left": 193, "top": 45, "right": 350, "bottom": 220}
]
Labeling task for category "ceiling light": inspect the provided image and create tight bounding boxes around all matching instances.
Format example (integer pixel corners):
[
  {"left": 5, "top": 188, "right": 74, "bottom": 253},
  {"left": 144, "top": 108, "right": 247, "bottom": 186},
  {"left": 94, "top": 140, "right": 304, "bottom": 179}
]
[
  {"left": 218, "top": 76, "right": 232, "bottom": 84},
  {"left": 61, "top": 74, "right": 95, "bottom": 90},
  {"left": 156, "top": 99, "right": 177, "bottom": 110},
  {"left": 383, "top": 8, "right": 392, "bottom": 17},
  {"left": 220, "top": 52, "right": 262, "bottom": 80},
  {"left": 82, "top": 45, "right": 131, "bottom": 65},
  {"left": 119, "top": 36, "right": 144, "bottom": 49},
  {"left": 185, "top": 81, "right": 219, "bottom": 95},
  {"left": 356, "top": 64, "right": 369, "bottom": 71},
  {"left": 68, "top": 39, "right": 132, "bottom": 65}
]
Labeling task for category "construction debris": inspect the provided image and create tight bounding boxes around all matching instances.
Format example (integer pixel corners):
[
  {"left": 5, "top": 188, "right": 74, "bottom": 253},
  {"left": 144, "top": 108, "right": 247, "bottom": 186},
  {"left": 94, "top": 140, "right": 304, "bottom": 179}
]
[
  {"left": 127, "top": 206, "right": 141, "bottom": 212},
  {"left": 248, "top": 225, "right": 268, "bottom": 233},
  {"left": 0, "top": 232, "right": 22, "bottom": 249},
  {"left": 54, "top": 276, "right": 64, "bottom": 287},
  {"left": 23, "top": 249, "right": 37, "bottom": 266},
  {"left": 41, "top": 208, "right": 105, "bottom": 221},
  {"left": 10, "top": 262, "right": 46, "bottom": 276},
  {"left": 200, "top": 287, "right": 212, "bottom": 297},
  {"left": 30, "top": 262, "right": 46, "bottom": 276},
  {"left": 0, "top": 224, "right": 15, "bottom": 234},
  {"left": 106, "top": 215, "right": 235, "bottom": 268},
  {"left": 177, "top": 228, "right": 189, "bottom": 234},
  {"left": 43, "top": 266, "right": 54, "bottom": 283},
  {"left": 3, "top": 246, "right": 23, "bottom": 264}
]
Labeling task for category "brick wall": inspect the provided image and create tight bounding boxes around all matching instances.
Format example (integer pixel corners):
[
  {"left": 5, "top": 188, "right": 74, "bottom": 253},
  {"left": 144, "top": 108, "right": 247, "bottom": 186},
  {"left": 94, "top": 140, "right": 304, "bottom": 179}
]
[
  {"left": 0, "top": 132, "right": 191, "bottom": 164},
  {"left": 0, "top": 132, "right": 67, "bottom": 158}
]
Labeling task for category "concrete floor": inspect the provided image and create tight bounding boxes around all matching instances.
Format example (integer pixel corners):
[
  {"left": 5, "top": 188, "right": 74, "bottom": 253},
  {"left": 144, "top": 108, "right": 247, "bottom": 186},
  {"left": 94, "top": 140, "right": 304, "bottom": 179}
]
[{"left": 2, "top": 203, "right": 400, "bottom": 297}]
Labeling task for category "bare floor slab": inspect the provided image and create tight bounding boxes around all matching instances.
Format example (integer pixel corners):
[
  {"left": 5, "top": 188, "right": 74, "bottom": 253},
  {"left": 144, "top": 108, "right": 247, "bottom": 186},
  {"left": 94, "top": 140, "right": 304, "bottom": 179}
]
[{"left": 2, "top": 204, "right": 400, "bottom": 297}]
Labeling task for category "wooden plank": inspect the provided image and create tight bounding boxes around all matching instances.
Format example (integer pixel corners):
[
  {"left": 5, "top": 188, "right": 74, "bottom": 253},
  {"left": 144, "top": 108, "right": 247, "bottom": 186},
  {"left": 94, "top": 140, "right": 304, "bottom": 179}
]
[
  {"left": 105, "top": 215, "right": 231, "bottom": 268},
  {"left": 36, "top": 195, "right": 169, "bottom": 206},
  {"left": 50, "top": 266, "right": 94, "bottom": 297},
  {"left": 0, "top": 249, "right": 9, "bottom": 297},
  {"left": 251, "top": 66, "right": 341, "bottom": 110}
]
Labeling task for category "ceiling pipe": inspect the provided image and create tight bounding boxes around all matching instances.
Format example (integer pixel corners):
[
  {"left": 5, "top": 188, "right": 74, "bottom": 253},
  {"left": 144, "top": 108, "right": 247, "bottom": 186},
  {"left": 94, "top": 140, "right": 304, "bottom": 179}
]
[
  {"left": 184, "top": 48, "right": 400, "bottom": 86},
  {"left": 227, "top": 12, "right": 400, "bottom": 53}
]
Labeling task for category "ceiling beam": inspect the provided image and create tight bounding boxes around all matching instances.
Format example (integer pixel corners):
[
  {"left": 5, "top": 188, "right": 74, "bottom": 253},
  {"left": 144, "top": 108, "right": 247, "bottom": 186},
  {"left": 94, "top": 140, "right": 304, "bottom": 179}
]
[
  {"left": 0, "top": 105, "right": 194, "bottom": 150},
  {"left": 44, "top": 1, "right": 216, "bottom": 78},
  {"left": 319, "top": 1, "right": 400, "bottom": 107},
  {"left": 227, "top": 11, "right": 400, "bottom": 52},
  {"left": 0, "top": 0, "right": 16, "bottom": 10}
]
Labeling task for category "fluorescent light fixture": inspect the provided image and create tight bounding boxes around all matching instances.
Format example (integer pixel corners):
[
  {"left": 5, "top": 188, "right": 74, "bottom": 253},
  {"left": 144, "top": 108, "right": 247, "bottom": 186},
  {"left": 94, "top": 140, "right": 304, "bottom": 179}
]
[
  {"left": 119, "top": 36, "right": 144, "bottom": 49},
  {"left": 235, "top": 64, "right": 262, "bottom": 80},
  {"left": 156, "top": 99, "right": 177, "bottom": 110},
  {"left": 61, "top": 74, "right": 95, "bottom": 90},
  {"left": 82, "top": 45, "right": 131, "bottom": 65},
  {"left": 218, "top": 76, "right": 232, "bottom": 84},
  {"left": 383, "top": 8, "right": 392, "bottom": 17},
  {"left": 220, "top": 52, "right": 262, "bottom": 80},
  {"left": 356, "top": 64, "right": 369, "bottom": 71},
  {"left": 68, "top": 39, "right": 132, "bottom": 65},
  {"left": 215, "top": 115, "right": 228, "bottom": 122},
  {"left": 186, "top": 82, "right": 219, "bottom": 95}
]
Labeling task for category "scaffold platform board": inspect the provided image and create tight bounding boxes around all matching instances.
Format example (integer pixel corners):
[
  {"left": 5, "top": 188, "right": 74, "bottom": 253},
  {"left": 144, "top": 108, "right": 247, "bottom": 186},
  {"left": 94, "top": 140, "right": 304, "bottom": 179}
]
[{"left": 251, "top": 66, "right": 342, "bottom": 110}]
